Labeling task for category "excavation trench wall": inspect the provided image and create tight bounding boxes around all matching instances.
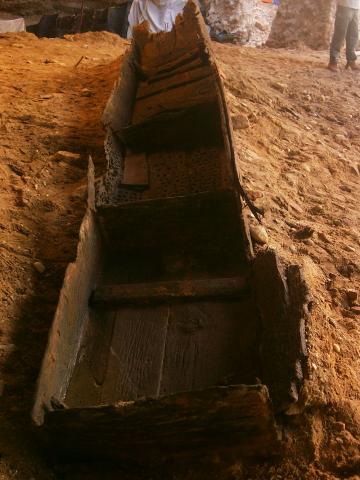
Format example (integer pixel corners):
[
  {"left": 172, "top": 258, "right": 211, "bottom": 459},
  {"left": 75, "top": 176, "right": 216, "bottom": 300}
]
[
  {"left": 0, "top": 0, "right": 338, "bottom": 49},
  {"left": 268, "top": 0, "right": 336, "bottom": 50},
  {"left": 202, "top": 0, "right": 337, "bottom": 49},
  {"left": 202, "top": 0, "right": 278, "bottom": 46},
  {"left": 0, "top": 0, "right": 129, "bottom": 16}
]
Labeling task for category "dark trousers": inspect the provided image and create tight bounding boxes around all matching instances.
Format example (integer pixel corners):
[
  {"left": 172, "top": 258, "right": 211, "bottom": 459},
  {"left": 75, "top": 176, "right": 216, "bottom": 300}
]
[{"left": 330, "top": 5, "right": 359, "bottom": 63}]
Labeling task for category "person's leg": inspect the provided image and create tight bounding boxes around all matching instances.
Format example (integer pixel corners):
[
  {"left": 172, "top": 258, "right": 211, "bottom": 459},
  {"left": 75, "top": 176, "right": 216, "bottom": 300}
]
[
  {"left": 345, "top": 9, "right": 359, "bottom": 68},
  {"left": 329, "top": 6, "right": 351, "bottom": 68}
]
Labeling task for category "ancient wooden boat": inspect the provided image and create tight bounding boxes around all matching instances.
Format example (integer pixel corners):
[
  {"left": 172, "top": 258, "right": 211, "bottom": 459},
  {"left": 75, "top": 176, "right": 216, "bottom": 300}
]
[{"left": 32, "top": 1, "right": 310, "bottom": 462}]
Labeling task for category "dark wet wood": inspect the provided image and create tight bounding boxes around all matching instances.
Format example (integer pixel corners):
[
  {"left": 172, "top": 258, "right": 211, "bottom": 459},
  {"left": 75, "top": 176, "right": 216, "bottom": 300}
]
[
  {"left": 136, "top": 65, "right": 213, "bottom": 100},
  {"left": 65, "top": 308, "right": 118, "bottom": 408},
  {"left": 254, "top": 249, "right": 310, "bottom": 412},
  {"left": 96, "top": 190, "right": 246, "bottom": 252},
  {"left": 139, "top": 54, "right": 204, "bottom": 84},
  {"left": 119, "top": 102, "right": 223, "bottom": 151},
  {"left": 132, "top": 76, "right": 217, "bottom": 124},
  {"left": 87, "top": 310, "right": 116, "bottom": 386},
  {"left": 32, "top": 159, "right": 103, "bottom": 424},
  {"left": 92, "top": 277, "right": 249, "bottom": 305},
  {"left": 101, "top": 306, "right": 170, "bottom": 403},
  {"left": 159, "top": 300, "right": 260, "bottom": 395},
  {"left": 66, "top": 297, "right": 259, "bottom": 406},
  {"left": 286, "top": 264, "right": 310, "bottom": 386},
  {"left": 44, "top": 385, "right": 280, "bottom": 461},
  {"left": 138, "top": 48, "right": 203, "bottom": 80}
]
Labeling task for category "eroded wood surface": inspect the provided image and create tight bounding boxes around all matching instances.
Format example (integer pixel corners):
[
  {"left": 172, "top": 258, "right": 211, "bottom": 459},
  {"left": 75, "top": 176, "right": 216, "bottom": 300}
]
[
  {"left": 254, "top": 249, "right": 310, "bottom": 412},
  {"left": 46, "top": 385, "right": 280, "bottom": 461},
  {"left": 65, "top": 298, "right": 260, "bottom": 408},
  {"left": 92, "top": 276, "right": 249, "bottom": 305}
]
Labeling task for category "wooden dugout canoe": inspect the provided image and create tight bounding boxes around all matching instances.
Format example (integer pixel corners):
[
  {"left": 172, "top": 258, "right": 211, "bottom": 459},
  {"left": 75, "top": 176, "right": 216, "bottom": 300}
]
[{"left": 32, "top": 1, "right": 310, "bottom": 462}]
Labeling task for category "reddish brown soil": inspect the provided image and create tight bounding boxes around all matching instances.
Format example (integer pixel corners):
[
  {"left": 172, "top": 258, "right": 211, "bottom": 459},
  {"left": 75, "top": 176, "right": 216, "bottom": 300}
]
[
  {"left": 216, "top": 42, "right": 360, "bottom": 480},
  {"left": 0, "top": 32, "right": 359, "bottom": 479}
]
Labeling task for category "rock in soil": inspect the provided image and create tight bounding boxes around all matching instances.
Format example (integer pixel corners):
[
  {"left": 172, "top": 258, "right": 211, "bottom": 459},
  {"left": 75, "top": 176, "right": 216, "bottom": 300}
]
[
  {"left": 232, "top": 113, "right": 250, "bottom": 130},
  {"left": 294, "top": 226, "right": 314, "bottom": 240},
  {"left": 33, "top": 261, "right": 46, "bottom": 273},
  {"left": 250, "top": 225, "right": 269, "bottom": 244}
]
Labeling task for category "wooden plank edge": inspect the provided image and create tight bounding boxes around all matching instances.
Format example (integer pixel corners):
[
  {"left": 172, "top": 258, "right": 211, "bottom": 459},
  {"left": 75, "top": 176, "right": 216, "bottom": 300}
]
[
  {"left": 91, "top": 276, "right": 250, "bottom": 306},
  {"left": 42, "top": 384, "right": 280, "bottom": 461}
]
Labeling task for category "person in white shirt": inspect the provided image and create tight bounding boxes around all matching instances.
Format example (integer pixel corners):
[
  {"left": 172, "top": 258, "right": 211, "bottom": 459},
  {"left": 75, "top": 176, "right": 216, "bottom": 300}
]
[
  {"left": 127, "top": 0, "right": 187, "bottom": 38},
  {"left": 329, "top": 0, "right": 360, "bottom": 71}
]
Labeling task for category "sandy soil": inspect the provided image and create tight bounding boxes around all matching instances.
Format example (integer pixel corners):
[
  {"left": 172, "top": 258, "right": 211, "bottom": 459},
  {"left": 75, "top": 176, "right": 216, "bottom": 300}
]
[
  {"left": 216, "top": 42, "right": 360, "bottom": 480},
  {"left": 0, "top": 32, "right": 359, "bottom": 479}
]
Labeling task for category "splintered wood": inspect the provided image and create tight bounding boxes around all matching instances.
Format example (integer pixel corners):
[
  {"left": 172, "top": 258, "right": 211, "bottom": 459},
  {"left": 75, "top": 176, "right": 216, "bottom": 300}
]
[
  {"left": 46, "top": 385, "right": 279, "bottom": 459},
  {"left": 131, "top": 11, "right": 216, "bottom": 126}
]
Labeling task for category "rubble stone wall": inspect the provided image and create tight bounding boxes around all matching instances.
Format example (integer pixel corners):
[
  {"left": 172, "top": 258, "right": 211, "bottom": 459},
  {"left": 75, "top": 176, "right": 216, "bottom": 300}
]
[
  {"left": 267, "top": 0, "right": 336, "bottom": 50},
  {"left": 202, "top": 0, "right": 278, "bottom": 46}
]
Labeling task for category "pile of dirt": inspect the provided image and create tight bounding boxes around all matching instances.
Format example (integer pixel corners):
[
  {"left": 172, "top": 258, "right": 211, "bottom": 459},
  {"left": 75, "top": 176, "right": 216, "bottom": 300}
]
[{"left": 0, "top": 31, "right": 359, "bottom": 479}]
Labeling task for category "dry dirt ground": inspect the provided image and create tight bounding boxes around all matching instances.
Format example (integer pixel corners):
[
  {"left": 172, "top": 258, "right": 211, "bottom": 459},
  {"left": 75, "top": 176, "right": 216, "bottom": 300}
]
[{"left": 0, "top": 32, "right": 359, "bottom": 479}]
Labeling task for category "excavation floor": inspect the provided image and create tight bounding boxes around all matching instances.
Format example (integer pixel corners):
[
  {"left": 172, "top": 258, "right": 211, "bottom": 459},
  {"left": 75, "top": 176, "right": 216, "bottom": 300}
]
[{"left": 0, "top": 32, "right": 359, "bottom": 480}]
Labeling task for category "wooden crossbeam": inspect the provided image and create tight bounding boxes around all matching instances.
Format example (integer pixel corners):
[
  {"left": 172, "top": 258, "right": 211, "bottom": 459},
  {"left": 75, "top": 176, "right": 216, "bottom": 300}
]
[{"left": 92, "top": 276, "right": 249, "bottom": 305}]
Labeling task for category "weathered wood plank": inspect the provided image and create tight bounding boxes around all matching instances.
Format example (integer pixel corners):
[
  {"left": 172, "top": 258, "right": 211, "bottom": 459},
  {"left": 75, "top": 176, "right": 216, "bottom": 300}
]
[
  {"left": 253, "top": 249, "right": 310, "bottom": 412},
  {"left": 44, "top": 385, "right": 280, "bottom": 461},
  {"left": 134, "top": 3, "right": 209, "bottom": 75},
  {"left": 87, "top": 310, "right": 116, "bottom": 385},
  {"left": 102, "top": 48, "right": 139, "bottom": 133},
  {"left": 100, "top": 306, "right": 169, "bottom": 403},
  {"left": 132, "top": 76, "right": 217, "bottom": 124},
  {"left": 138, "top": 48, "right": 204, "bottom": 80},
  {"left": 136, "top": 65, "right": 213, "bottom": 100},
  {"left": 119, "top": 102, "right": 223, "bottom": 152},
  {"left": 96, "top": 190, "right": 245, "bottom": 252},
  {"left": 92, "top": 277, "right": 249, "bottom": 306},
  {"left": 63, "top": 316, "right": 103, "bottom": 409},
  {"left": 64, "top": 309, "right": 116, "bottom": 408},
  {"left": 159, "top": 300, "right": 260, "bottom": 395},
  {"left": 32, "top": 159, "right": 103, "bottom": 425},
  {"left": 122, "top": 152, "right": 149, "bottom": 186},
  {"left": 141, "top": 55, "right": 204, "bottom": 84}
]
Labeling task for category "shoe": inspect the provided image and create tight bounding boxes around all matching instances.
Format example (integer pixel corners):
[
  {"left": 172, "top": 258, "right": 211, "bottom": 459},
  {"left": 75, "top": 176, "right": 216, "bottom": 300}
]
[
  {"left": 345, "top": 61, "right": 360, "bottom": 71},
  {"left": 327, "top": 62, "right": 338, "bottom": 72}
]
